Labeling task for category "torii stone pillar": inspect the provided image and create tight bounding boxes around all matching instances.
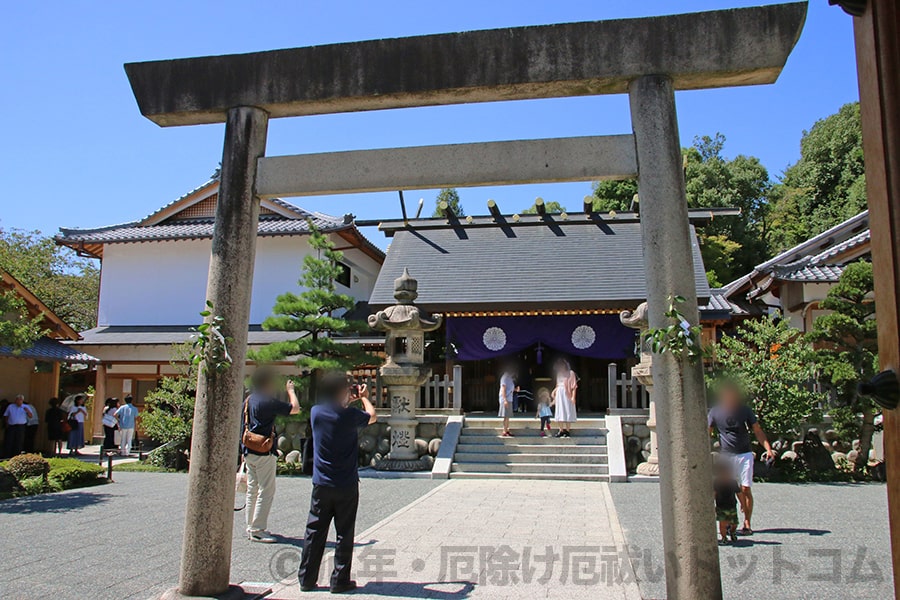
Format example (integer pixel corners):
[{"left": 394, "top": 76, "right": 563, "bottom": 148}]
[
  {"left": 630, "top": 75, "right": 721, "bottom": 599},
  {"left": 165, "top": 106, "right": 269, "bottom": 599},
  {"left": 368, "top": 269, "right": 442, "bottom": 471},
  {"left": 620, "top": 302, "right": 659, "bottom": 476}
]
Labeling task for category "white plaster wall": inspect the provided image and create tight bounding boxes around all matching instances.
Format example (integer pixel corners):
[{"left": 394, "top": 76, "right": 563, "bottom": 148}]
[{"left": 97, "top": 233, "right": 381, "bottom": 326}]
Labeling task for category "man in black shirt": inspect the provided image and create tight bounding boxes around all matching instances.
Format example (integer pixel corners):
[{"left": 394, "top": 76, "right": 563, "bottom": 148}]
[
  {"left": 708, "top": 383, "right": 774, "bottom": 535},
  {"left": 243, "top": 369, "right": 300, "bottom": 543},
  {"left": 298, "top": 371, "right": 376, "bottom": 593}
]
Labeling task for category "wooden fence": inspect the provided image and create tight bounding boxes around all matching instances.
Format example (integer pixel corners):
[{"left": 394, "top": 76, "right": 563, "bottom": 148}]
[
  {"left": 607, "top": 363, "right": 649, "bottom": 411},
  {"left": 349, "top": 365, "right": 463, "bottom": 413}
]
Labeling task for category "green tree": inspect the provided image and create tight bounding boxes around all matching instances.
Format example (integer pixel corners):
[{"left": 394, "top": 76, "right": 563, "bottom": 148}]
[
  {"left": 808, "top": 261, "right": 878, "bottom": 472},
  {"left": 253, "top": 221, "right": 371, "bottom": 391},
  {"left": 0, "top": 290, "right": 46, "bottom": 351},
  {"left": 433, "top": 188, "right": 465, "bottom": 217},
  {"left": 0, "top": 227, "right": 99, "bottom": 331},
  {"left": 592, "top": 134, "right": 771, "bottom": 286},
  {"left": 711, "top": 314, "right": 825, "bottom": 433},
  {"left": 522, "top": 200, "right": 567, "bottom": 214},
  {"left": 141, "top": 343, "right": 196, "bottom": 469},
  {"left": 769, "top": 102, "right": 866, "bottom": 252}
]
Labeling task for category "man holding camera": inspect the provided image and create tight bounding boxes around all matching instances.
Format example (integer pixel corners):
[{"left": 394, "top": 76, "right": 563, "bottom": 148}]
[
  {"left": 298, "top": 371, "right": 377, "bottom": 594},
  {"left": 244, "top": 369, "right": 300, "bottom": 543}
]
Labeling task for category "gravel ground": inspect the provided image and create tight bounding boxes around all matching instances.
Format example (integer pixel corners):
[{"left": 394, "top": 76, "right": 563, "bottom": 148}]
[
  {"left": 0, "top": 472, "right": 440, "bottom": 600},
  {"left": 608, "top": 481, "right": 893, "bottom": 600}
]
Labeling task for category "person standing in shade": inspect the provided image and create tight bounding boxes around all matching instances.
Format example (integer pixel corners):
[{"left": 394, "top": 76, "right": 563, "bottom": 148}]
[
  {"left": 67, "top": 394, "right": 88, "bottom": 455},
  {"left": 243, "top": 370, "right": 300, "bottom": 543},
  {"left": 3, "top": 395, "right": 32, "bottom": 457},
  {"left": 298, "top": 371, "right": 376, "bottom": 594},
  {"left": 708, "top": 382, "right": 774, "bottom": 535},
  {"left": 115, "top": 396, "right": 139, "bottom": 455},
  {"left": 23, "top": 399, "right": 39, "bottom": 453},
  {"left": 498, "top": 362, "right": 516, "bottom": 437},
  {"left": 45, "top": 398, "right": 66, "bottom": 457},
  {"left": 101, "top": 398, "right": 119, "bottom": 451},
  {"left": 552, "top": 358, "right": 578, "bottom": 437}
]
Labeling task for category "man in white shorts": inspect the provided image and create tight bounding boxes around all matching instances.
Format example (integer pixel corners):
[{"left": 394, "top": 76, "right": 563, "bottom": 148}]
[{"left": 708, "top": 383, "right": 774, "bottom": 535}]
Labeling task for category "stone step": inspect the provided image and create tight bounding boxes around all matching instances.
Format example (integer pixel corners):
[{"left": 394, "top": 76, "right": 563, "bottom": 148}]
[
  {"left": 455, "top": 443, "right": 607, "bottom": 455},
  {"left": 461, "top": 427, "right": 607, "bottom": 437},
  {"left": 463, "top": 417, "right": 607, "bottom": 429},
  {"left": 458, "top": 435, "right": 606, "bottom": 446},
  {"left": 451, "top": 462, "right": 609, "bottom": 475},
  {"left": 454, "top": 452, "right": 608, "bottom": 464},
  {"left": 449, "top": 472, "right": 610, "bottom": 482}
]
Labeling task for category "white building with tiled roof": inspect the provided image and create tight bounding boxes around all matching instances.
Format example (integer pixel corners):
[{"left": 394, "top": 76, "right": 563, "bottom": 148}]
[
  {"left": 55, "top": 179, "right": 384, "bottom": 443},
  {"left": 723, "top": 210, "right": 871, "bottom": 331}
]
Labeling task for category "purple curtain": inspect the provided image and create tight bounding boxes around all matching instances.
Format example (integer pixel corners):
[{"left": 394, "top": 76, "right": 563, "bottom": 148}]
[{"left": 446, "top": 315, "right": 636, "bottom": 361}]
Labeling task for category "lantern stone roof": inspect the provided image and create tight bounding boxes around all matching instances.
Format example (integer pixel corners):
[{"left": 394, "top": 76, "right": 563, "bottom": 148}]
[{"left": 368, "top": 220, "right": 710, "bottom": 312}]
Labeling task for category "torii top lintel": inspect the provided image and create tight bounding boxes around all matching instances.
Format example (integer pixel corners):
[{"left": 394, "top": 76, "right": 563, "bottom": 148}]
[{"left": 125, "top": 3, "right": 807, "bottom": 127}]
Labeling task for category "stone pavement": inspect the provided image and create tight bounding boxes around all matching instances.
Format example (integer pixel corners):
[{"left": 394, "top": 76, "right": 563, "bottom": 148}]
[
  {"left": 0, "top": 472, "right": 439, "bottom": 600},
  {"left": 268, "top": 479, "right": 642, "bottom": 599},
  {"left": 609, "top": 481, "right": 893, "bottom": 600}
]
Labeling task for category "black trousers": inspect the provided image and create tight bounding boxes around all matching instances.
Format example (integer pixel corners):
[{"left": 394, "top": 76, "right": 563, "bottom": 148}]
[
  {"left": 24, "top": 425, "right": 38, "bottom": 453},
  {"left": 103, "top": 426, "right": 116, "bottom": 450},
  {"left": 4, "top": 424, "right": 25, "bottom": 457},
  {"left": 298, "top": 484, "right": 359, "bottom": 588}
]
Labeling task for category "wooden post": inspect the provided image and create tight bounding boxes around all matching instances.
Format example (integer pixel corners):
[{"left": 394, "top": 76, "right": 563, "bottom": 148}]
[
  {"left": 853, "top": 2, "right": 900, "bottom": 594},
  {"left": 91, "top": 363, "right": 107, "bottom": 444},
  {"left": 171, "top": 106, "right": 268, "bottom": 599},
  {"left": 607, "top": 363, "right": 618, "bottom": 410},
  {"left": 453, "top": 364, "right": 463, "bottom": 414}
]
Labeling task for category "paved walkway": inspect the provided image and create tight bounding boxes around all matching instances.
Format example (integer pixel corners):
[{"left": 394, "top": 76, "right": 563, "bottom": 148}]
[{"left": 268, "top": 479, "right": 641, "bottom": 599}]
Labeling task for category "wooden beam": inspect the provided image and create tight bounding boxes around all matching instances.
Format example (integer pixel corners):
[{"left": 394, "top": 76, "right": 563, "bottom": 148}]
[
  {"left": 853, "top": 2, "right": 900, "bottom": 595},
  {"left": 257, "top": 135, "right": 637, "bottom": 198},
  {"left": 124, "top": 3, "right": 807, "bottom": 126}
]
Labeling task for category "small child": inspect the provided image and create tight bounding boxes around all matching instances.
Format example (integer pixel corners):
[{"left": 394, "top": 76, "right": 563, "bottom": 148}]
[
  {"left": 535, "top": 388, "right": 554, "bottom": 437},
  {"left": 714, "top": 460, "right": 740, "bottom": 545}
]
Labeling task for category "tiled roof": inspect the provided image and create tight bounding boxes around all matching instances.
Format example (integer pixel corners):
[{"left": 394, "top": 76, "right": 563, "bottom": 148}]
[
  {"left": 809, "top": 229, "right": 871, "bottom": 265},
  {"left": 369, "top": 221, "right": 710, "bottom": 311},
  {"left": 700, "top": 289, "right": 745, "bottom": 318},
  {"left": 775, "top": 263, "right": 845, "bottom": 283},
  {"left": 57, "top": 213, "right": 348, "bottom": 245},
  {"left": 0, "top": 337, "right": 99, "bottom": 363},
  {"left": 74, "top": 325, "right": 383, "bottom": 347}
]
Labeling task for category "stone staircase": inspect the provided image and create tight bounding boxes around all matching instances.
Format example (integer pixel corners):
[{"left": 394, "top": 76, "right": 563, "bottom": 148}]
[{"left": 450, "top": 417, "right": 609, "bottom": 481}]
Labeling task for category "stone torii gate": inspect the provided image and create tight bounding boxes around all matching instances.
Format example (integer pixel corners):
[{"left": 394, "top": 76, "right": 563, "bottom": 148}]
[{"left": 125, "top": 4, "right": 807, "bottom": 599}]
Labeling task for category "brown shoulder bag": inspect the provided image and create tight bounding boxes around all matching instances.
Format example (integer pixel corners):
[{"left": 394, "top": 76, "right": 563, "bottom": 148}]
[{"left": 242, "top": 397, "right": 274, "bottom": 454}]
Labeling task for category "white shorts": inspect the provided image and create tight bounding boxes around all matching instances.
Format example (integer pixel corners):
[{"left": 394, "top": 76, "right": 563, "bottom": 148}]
[{"left": 728, "top": 452, "right": 755, "bottom": 488}]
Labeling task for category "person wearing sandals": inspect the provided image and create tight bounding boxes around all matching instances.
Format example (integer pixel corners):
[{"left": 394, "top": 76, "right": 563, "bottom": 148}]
[
  {"left": 498, "top": 362, "right": 517, "bottom": 437},
  {"left": 551, "top": 358, "right": 577, "bottom": 437},
  {"left": 708, "top": 381, "right": 774, "bottom": 535}
]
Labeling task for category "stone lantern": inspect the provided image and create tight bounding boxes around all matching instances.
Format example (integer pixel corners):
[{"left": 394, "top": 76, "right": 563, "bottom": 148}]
[
  {"left": 620, "top": 302, "right": 659, "bottom": 476},
  {"left": 368, "top": 268, "right": 442, "bottom": 471}
]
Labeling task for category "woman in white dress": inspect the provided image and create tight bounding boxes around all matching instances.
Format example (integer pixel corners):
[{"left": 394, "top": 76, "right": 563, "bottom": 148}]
[{"left": 551, "top": 358, "right": 578, "bottom": 437}]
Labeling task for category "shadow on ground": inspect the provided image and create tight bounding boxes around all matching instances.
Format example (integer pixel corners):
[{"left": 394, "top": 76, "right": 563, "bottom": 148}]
[
  {"left": 0, "top": 490, "right": 113, "bottom": 514},
  {"left": 353, "top": 581, "right": 476, "bottom": 598}
]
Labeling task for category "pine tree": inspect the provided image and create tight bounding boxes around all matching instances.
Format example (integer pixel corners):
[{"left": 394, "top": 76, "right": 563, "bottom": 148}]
[
  {"left": 808, "top": 261, "right": 878, "bottom": 472},
  {"left": 253, "top": 221, "right": 372, "bottom": 390},
  {"left": 433, "top": 188, "right": 465, "bottom": 217}
]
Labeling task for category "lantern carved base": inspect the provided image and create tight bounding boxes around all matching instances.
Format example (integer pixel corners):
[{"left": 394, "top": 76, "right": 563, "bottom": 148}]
[
  {"left": 373, "top": 458, "right": 430, "bottom": 472},
  {"left": 636, "top": 461, "right": 660, "bottom": 476}
]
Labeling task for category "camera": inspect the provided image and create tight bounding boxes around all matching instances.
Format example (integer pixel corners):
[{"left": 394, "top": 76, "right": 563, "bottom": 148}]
[{"left": 350, "top": 384, "right": 360, "bottom": 398}]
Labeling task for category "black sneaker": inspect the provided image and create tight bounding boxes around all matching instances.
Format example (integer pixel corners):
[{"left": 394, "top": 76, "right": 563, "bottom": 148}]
[
  {"left": 554, "top": 431, "right": 564, "bottom": 438},
  {"left": 330, "top": 580, "right": 357, "bottom": 594}
]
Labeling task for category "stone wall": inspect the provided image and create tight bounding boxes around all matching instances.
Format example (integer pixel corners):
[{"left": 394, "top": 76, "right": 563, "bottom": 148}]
[{"left": 273, "top": 415, "right": 447, "bottom": 470}]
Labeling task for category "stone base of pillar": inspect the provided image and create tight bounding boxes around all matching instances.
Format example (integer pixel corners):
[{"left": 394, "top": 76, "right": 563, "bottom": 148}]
[
  {"left": 160, "top": 583, "right": 264, "bottom": 600},
  {"left": 636, "top": 461, "right": 660, "bottom": 476},
  {"left": 373, "top": 457, "right": 429, "bottom": 471}
]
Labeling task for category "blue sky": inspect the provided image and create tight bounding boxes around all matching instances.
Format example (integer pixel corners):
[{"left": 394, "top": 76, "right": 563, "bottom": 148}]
[{"left": 0, "top": 1, "right": 859, "bottom": 251}]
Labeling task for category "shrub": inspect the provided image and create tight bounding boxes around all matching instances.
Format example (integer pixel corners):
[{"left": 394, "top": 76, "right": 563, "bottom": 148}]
[
  {"left": 47, "top": 462, "right": 103, "bottom": 488},
  {"left": 19, "top": 476, "right": 59, "bottom": 495},
  {"left": 148, "top": 442, "right": 188, "bottom": 470},
  {"left": 7, "top": 454, "right": 50, "bottom": 481}
]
